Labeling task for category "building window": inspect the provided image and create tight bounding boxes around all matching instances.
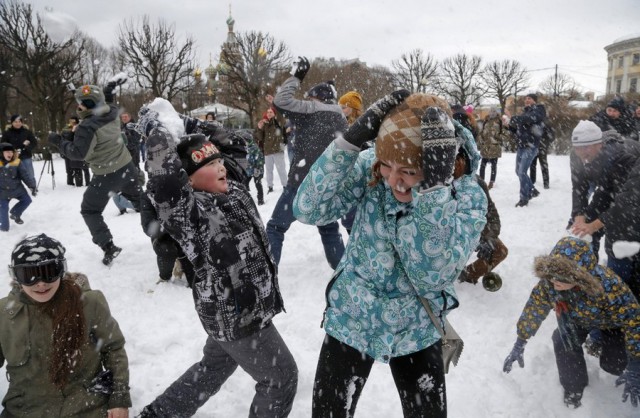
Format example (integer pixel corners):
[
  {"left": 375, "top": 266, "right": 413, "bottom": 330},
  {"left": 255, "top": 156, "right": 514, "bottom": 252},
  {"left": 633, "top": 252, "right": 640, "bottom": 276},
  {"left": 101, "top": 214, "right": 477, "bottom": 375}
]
[
  {"left": 631, "top": 78, "right": 638, "bottom": 93},
  {"left": 634, "top": 54, "right": 640, "bottom": 66},
  {"left": 616, "top": 79, "right": 622, "bottom": 93},
  {"left": 618, "top": 56, "right": 624, "bottom": 68}
]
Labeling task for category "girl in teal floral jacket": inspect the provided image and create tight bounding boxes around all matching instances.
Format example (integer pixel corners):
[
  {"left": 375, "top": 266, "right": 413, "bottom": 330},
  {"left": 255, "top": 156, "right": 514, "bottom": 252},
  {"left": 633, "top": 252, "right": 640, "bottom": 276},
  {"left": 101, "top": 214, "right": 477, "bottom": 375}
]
[{"left": 294, "top": 92, "right": 487, "bottom": 418}]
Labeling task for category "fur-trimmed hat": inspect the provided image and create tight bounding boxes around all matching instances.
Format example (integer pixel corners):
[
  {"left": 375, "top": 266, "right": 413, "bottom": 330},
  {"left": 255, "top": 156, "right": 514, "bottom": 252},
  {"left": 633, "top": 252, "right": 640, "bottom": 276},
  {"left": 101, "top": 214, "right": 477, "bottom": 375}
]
[
  {"left": 375, "top": 93, "right": 451, "bottom": 168},
  {"left": 177, "top": 134, "right": 223, "bottom": 176},
  {"left": 339, "top": 91, "right": 363, "bottom": 111},
  {"left": 306, "top": 80, "right": 337, "bottom": 104},
  {"left": 534, "top": 255, "right": 603, "bottom": 296},
  {"left": 74, "top": 84, "right": 105, "bottom": 110}
]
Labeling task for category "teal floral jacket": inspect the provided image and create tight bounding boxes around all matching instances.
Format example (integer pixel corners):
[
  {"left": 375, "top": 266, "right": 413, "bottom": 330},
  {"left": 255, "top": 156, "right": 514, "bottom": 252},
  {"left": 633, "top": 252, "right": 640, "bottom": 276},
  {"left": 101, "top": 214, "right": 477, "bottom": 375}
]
[{"left": 293, "top": 135, "right": 487, "bottom": 362}]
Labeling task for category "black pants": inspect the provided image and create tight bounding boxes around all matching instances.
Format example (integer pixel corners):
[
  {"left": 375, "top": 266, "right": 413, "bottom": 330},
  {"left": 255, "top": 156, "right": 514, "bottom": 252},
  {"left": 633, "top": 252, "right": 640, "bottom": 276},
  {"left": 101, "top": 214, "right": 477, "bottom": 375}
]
[
  {"left": 552, "top": 327, "right": 626, "bottom": 393},
  {"left": 81, "top": 162, "right": 142, "bottom": 249},
  {"left": 479, "top": 158, "right": 498, "bottom": 183},
  {"left": 530, "top": 144, "right": 549, "bottom": 187},
  {"left": 312, "top": 334, "right": 446, "bottom": 418}
]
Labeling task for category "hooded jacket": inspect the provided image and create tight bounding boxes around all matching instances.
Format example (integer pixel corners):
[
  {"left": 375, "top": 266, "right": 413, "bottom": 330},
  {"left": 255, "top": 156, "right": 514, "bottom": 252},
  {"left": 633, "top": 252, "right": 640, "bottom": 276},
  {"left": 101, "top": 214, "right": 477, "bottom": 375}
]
[
  {"left": 514, "top": 237, "right": 640, "bottom": 357},
  {"left": 0, "top": 154, "right": 36, "bottom": 199},
  {"left": 293, "top": 132, "right": 487, "bottom": 363},
  {"left": 0, "top": 275, "right": 131, "bottom": 417}
]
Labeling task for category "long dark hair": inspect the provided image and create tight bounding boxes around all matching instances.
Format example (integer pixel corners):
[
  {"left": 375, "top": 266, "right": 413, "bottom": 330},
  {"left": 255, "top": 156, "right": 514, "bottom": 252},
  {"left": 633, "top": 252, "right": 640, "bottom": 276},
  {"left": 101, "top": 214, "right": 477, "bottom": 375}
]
[{"left": 38, "top": 274, "right": 86, "bottom": 389}]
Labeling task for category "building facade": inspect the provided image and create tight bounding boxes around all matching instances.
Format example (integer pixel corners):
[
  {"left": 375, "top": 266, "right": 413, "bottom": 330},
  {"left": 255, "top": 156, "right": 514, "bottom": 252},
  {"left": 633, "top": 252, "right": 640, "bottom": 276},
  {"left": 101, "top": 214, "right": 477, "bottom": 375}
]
[{"left": 605, "top": 34, "right": 640, "bottom": 94}]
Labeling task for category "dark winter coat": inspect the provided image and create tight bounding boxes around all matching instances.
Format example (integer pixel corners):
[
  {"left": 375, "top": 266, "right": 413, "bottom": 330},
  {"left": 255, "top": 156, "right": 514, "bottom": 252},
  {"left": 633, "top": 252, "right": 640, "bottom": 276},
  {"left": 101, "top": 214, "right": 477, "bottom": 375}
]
[
  {"left": 255, "top": 118, "right": 284, "bottom": 156},
  {"left": 478, "top": 116, "right": 506, "bottom": 159},
  {"left": 54, "top": 104, "right": 131, "bottom": 175},
  {"left": 515, "top": 238, "right": 640, "bottom": 358},
  {"left": 507, "top": 104, "right": 546, "bottom": 149},
  {"left": 60, "top": 128, "right": 89, "bottom": 170},
  {"left": 0, "top": 276, "right": 131, "bottom": 417},
  {"left": 0, "top": 155, "right": 36, "bottom": 199},
  {"left": 2, "top": 126, "right": 37, "bottom": 159},
  {"left": 121, "top": 121, "right": 141, "bottom": 166},
  {"left": 144, "top": 127, "right": 284, "bottom": 342},
  {"left": 590, "top": 109, "right": 638, "bottom": 141},
  {"left": 570, "top": 131, "right": 640, "bottom": 253},
  {"left": 273, "top": 76, "right": 348, "bottom": 189}
]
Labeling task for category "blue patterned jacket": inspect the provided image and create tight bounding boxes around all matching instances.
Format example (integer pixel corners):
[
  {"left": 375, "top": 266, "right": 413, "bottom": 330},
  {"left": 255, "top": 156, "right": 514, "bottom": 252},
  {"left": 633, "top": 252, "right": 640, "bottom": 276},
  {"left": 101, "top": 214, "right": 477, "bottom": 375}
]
[{"left": 293, "top": 132, "right": 487, "bottom": 362}]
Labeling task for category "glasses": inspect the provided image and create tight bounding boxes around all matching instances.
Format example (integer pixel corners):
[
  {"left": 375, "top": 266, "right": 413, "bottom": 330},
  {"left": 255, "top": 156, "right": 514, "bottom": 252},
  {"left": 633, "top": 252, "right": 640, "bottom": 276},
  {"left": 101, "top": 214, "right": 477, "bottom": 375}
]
[{"left": 9, "top": 259, "right": 66, "bottom": 286}]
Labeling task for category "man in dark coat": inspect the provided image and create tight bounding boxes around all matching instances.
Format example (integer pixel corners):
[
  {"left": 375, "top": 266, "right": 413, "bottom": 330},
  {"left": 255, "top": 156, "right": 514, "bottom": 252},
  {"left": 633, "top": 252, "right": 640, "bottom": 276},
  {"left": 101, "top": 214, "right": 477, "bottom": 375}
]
[
  {"left": 2, "top": 114, "right": 38, "bottom": 180},
  {"left": 265, "top": 56, "right": 348, "bottom": 269},
  {"left": 569, "top": 120, "right": 640, "bottom": 299},
  {"left": 589, "top": 96, "right": 638, "bottom": 141},
  {"left": 504, "top": 93, "right": 546, "bottom": 207}
]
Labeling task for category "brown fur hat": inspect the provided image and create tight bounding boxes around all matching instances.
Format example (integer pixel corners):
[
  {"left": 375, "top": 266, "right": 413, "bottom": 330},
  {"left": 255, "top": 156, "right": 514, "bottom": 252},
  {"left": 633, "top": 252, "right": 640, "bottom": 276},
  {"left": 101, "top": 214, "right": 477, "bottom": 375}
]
[
  {"left": 375, "top": 93, "right": 451, "bottom": 168},
  {"left": 533, "top": 255, "right": 603, "bottom": 296}
]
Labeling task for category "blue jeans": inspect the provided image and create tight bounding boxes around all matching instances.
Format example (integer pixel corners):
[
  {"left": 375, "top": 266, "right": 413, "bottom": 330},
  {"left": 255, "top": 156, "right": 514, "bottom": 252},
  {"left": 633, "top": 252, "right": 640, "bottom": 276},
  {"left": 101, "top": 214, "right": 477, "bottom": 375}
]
[
  {"left": 0, "top": 188, "right": 32, "bottom": 231},
  {"left": 112, "top": 193, "right": 135, "bottom": 212},
  {"left": 515, "top": 146, "right": 538, "bottom": 202},
  {"left": 20, "top": 158, "right": 35, "bottom": 183},
  {"left": 266, "top": 186, "right": 344, "bottom": 269}
]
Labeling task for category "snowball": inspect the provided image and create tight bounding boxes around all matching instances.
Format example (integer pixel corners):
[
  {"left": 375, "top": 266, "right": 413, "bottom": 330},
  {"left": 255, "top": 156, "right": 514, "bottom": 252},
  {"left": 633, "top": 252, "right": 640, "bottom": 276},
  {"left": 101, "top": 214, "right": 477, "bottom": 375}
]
[{"left": 612, "top": 240, "right": 640, "bottom": 259}]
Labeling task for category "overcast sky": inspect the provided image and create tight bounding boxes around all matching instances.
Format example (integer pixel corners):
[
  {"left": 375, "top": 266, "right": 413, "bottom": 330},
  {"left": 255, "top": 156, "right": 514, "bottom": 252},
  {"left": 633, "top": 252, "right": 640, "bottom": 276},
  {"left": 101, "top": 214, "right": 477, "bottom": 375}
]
[{"left": 32, "top": 0, "right": 640, "bottom": 99}]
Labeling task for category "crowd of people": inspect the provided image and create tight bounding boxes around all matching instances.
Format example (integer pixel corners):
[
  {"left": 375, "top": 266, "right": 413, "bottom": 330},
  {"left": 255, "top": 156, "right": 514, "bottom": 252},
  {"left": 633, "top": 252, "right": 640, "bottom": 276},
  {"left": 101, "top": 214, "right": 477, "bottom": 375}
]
[{"left": 1, "top": 56, "right": 640, "bottom": 417}]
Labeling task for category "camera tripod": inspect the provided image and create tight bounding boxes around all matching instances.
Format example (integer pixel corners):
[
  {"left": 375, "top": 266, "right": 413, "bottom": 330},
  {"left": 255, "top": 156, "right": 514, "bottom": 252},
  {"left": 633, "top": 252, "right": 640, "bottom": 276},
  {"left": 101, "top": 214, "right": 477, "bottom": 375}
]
[{"left": 37, "top": 151, "right": 56, "bottom": 190}]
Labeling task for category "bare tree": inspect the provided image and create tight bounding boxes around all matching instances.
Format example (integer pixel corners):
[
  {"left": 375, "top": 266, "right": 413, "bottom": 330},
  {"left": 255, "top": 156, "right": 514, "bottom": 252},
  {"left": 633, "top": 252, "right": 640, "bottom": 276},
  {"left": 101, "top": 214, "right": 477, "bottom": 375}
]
[
  {"left": 77, "top": 35, "right": 112, "bottom": 86},
  {"left": 481, "top": 59, "right": 529, "bottom": 113},
  {"left": 391, "top": 49, "right": 438, "bottom": 93},
  {"left": 539, "top": 73, "right": 578, "bottom": 99},
  {"left": 434, "top": 54, "right": 485, "bottom": 105},
  {"left": 217, "top": 31, "right": 290, "bottom": 126},
  {"left": 0, "top": 0, "right": 84, "bottom": 132},
  {"left": 117, "top": 16, "right": 196, "bottom": 102}
]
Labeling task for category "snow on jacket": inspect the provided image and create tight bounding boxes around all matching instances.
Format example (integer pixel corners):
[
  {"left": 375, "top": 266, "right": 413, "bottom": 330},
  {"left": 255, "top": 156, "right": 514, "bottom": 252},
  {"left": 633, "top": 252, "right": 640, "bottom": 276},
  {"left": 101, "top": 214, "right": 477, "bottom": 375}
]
[
  {"left": 590, "top": 109, "right": 638, "bottom": 141},
  {"left": 2, "top": 126, "right": 37, "bottom": 159},
  {"left": 507, "top": 103, "right": 546, "bottom": 149},
  {"left": 293, "top": 139, "right": 487, "bottom": 362},
  {"left": 0, "top": 276, "right": 131, "bottom": 417},
  {"left": 570, "top": 131, "right": 640, "bottom": 252},
  {"left": 273, "top": 76, "right": 348, "bottom": 189},
  {"left": 478, "top": 115, "right": 506, "bottom": 159},
  {"left": 515, "top": 238, "right": 640, "bottom": 357},
  {"left": 56, "top": 104, "right": 131, "bottom": 175},
  {"left": 144, "top": 127, "right": 284, "bottom": 342},
  {"left": 0, "top": 155, "right": 36, "bottom": 199}
]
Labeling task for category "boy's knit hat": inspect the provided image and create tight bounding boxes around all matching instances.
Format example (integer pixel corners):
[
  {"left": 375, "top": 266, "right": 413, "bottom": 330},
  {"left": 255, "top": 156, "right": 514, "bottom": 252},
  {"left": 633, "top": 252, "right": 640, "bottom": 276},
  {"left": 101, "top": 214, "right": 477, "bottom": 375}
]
[
  {"left": 306, "top": 80, "right": 337, "bottom": 104},
  {"left": 375, "top": 93, "right": 451, "bottom": 168},
  {"left": 0, "top": 142, "right": 15, "bottom": 152},
  {"left": 571, "top": 120, "right": 603, "bottom": 147},
  {"left": 74, "top": 84, "right": 105, "bottom": 109},
  {"left": 177, "top": 134, "right": 223, "bottom": 175}
]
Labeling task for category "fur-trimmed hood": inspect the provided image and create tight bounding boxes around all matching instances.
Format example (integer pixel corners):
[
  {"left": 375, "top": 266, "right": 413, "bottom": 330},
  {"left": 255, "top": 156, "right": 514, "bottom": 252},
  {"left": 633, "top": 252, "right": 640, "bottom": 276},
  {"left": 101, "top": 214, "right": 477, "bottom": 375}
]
[{"left": 533, "top": 236, "right": 604, "bottom": 296}]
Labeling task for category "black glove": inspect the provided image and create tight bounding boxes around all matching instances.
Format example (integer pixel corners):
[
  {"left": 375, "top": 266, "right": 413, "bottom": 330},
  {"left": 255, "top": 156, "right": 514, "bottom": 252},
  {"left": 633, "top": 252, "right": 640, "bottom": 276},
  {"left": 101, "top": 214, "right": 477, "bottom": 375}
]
[
  {"left": 343, "top": 89, "right": 411, "bottom": 149},
  {"left": 476, "top": 240, "right": 495, "bottom": 261},
  {"left": 47, "top": 132, "right": 62, "bottom": 148},
  {"left": 30, "top": 188, "right": 37, "bottom": 197},
  {"left": 290, "top": 56, "right": 310, "bottom": 82},
  {"left": 503, "top": 338, "right": 527, "bottom": 373},
  {"left": 616, "top": 358, "right": 640, "bottom": 407},
  {"left": 420, "top": 106, "right": 458, "bottom": 190},
  {"left": 103, "top": 82, "right": 117, "bottom": 103}
]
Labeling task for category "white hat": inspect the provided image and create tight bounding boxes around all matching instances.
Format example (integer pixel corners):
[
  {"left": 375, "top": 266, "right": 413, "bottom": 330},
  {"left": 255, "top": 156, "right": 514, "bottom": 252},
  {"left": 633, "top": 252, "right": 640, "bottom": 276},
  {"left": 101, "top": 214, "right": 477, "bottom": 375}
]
[{"left": 571, "top": 120, "right": 603, "bottom": 147}]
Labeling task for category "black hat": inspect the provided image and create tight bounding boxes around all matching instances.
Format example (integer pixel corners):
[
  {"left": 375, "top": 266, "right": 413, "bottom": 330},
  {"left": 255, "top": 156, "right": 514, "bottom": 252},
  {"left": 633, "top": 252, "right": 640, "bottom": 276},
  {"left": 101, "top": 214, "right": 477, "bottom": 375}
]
[
  {"left": 526, "top": 93, "right": 538, "bottom": 103},
  {"left": 10, "top": 114, "right": 21, "bottom": 123},
  {"left": 11, "top": 234, "right": 66, "bottom": 266},
  {"left": 176, "top": 134, "right": 223, "bottom": 175},
  {"left": 0, "top": 142, "right": 15, "bottom": 152},
  {"left": 607, "top": 96, "right": 626, "bottom": 113},
  {"left": 306, "top": 80, "right": 337, "bottom": 104}
]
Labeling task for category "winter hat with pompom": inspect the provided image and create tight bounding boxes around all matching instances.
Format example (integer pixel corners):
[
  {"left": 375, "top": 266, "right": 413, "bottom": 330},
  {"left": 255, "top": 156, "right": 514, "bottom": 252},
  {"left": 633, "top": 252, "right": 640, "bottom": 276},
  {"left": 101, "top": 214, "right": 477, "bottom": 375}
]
[
  {"left": 571, "top": 120, "right": 603, "bottom": 147},
  {"left": 375, "top": 93, "right": 451, "bottom": 169}
]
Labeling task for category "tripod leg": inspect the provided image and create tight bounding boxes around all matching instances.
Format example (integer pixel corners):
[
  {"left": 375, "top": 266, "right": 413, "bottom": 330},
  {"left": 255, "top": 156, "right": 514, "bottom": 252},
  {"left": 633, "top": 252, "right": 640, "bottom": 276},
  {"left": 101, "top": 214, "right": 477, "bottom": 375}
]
[{"left": 37, "top": 160, "right": 47, "bottom": 189}]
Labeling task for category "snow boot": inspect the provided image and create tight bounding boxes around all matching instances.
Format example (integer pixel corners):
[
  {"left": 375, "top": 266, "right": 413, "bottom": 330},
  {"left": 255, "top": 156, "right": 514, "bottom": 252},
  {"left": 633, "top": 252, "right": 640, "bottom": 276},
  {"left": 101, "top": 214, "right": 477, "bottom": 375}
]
[
  {"left": 563, "top": 390, "right": 583, "bottom": 408},
  {"left": 267, "top": 187, "right": 274, "bottom": 194},
  {"left": 531, "top": 188, "right": 540, "bottom": 198},
  {"left": 515, "top": 199, "right": 528, "bottom": 208},
  {"left": 482, "top": 272, "right": 502, "bottom": 292},
  {"left": 9, "top": 214, "right": 23, "bottom": 224},
  {"left": 102, "top": 242, "right": 122, "bottom": 266}
]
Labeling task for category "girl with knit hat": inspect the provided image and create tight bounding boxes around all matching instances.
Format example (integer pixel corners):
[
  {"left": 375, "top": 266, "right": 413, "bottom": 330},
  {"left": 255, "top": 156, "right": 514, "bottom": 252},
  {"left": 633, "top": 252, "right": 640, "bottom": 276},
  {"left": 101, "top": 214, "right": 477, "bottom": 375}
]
[
  {"left": 294, "top": 91, "right": 487, "bottom": 417},
  {"left": 338, "top": 91, "right": 363, "bottom": 125}
]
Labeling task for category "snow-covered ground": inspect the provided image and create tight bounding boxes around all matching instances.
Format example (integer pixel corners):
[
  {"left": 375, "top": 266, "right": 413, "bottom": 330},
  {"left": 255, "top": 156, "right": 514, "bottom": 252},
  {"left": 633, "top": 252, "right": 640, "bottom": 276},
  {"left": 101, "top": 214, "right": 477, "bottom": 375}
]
[{"left": 1, "top": 151, "right": 637, "bottom": 418}]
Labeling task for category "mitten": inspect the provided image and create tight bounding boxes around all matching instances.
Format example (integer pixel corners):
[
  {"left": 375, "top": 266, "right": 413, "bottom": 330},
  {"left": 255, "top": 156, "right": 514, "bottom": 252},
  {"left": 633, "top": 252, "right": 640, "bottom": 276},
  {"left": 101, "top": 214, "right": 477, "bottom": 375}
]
[
  {"left": 290, "top": 56, "right": 310, "bottom": 82},
  {"left": 476, "top": 240, "right": 495, "bottom": 261},
  {"left": 137, "top": 106, "right": 161, "bottom": 138},
  {"left": 343, "top": 89, "right": 411, "bottom": 149},
  {"left": 30, "top": 188, "right": 37, "bottom": 197},
  {"left": 420, "top": 107, "right": 458, "bottom": 190},
  {"left": 103, "top": 82, "right": 117, "bottom": 103},
  {"left": 47, "top": 132, "right": 62, "bottom": 148},
  {"left": 144, "top": 123, "right": 179, "bottom": 178},
  {"left": 503, "top": 338, "right": 527, "bottom": 373},
  {"left": 616, "top": 358, "right": 640, "bottom": 407}
]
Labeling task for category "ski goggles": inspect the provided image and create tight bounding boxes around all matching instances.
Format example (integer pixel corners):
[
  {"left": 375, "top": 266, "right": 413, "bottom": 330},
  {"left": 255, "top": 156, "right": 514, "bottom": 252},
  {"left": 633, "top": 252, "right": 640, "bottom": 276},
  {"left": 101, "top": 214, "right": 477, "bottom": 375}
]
[{"left": 9, "top": 259, "right": 67, "bottom": 286}]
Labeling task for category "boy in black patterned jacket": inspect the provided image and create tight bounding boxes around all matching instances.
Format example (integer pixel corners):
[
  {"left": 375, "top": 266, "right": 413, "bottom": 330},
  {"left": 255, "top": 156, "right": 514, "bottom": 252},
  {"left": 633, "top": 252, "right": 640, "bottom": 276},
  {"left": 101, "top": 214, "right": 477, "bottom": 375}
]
[{"left": 137, "top": 109, "right": 297, "bottom": 418}]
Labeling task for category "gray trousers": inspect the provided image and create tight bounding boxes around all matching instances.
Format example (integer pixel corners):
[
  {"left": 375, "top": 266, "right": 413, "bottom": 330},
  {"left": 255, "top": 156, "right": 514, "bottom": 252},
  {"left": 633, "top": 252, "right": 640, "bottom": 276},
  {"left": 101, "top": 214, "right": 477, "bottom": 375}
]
[{"left": 146, "top": 323, "right": 298, "bottom": 417}]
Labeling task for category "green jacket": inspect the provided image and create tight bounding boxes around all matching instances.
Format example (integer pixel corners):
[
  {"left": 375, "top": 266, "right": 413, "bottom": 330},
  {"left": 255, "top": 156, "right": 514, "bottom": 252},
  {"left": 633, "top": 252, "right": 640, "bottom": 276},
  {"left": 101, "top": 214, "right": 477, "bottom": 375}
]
[{"left": 0, "top": 276, "right": 131, "bottom": 417}]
